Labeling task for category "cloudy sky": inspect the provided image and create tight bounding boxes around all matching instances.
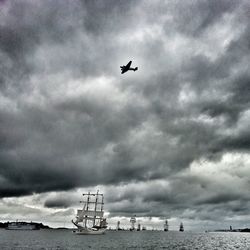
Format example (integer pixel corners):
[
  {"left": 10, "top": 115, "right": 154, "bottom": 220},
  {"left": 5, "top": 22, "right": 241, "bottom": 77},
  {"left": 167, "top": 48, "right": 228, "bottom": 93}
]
[{"left": 1, "top": 0, "right": 250, "bottom": 230}]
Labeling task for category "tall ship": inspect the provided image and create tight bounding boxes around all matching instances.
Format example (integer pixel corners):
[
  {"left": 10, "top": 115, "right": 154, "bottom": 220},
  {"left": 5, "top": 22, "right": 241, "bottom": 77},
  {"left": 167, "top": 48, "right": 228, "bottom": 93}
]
[
  {"left": 179, "top": 222, "right": 184, "bottom": 232},
  {"left": 72, "top": 190, "right": 107, "bottom": 235},
  {"left": 6, "top": 221, "right": 39, "bottom": 230},
  {"left": 164, "top": 220, "right": 169, "bottom": 231}
]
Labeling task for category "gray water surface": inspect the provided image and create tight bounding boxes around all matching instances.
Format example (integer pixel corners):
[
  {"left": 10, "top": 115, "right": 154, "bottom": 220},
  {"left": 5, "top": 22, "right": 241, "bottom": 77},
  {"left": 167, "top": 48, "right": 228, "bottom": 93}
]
[{"left": 0, "top": 229, "right": 250, "bottom": 250}]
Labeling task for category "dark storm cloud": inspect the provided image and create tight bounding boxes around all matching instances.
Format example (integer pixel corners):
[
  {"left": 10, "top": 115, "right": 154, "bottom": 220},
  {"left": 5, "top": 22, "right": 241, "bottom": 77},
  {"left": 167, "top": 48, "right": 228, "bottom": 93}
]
[
  {"left": 0, "top": 0, "right": 136, "bottom": 196},
  {"left": 221, "top": 130, "right": 250, "bottom": 152},
  {"left": 1, "top": 0, "right": 250, "bottom": 227},
  {"left": 230, "top": 73, "right": 250, "bottom": 107},
  {"left": 44, "top": 197, "right": 72, "bottom": 208},
  {"left": 196, "top": 193, "right": 242, "bottom": 205},
  {"left": 0, "top": 1, "right": 64, "bottom": 89},
  {"left": 171, "top": 0, "right": 239, "bottom": 36},
  {"left": 105, "top": 166, "right": 250, "bottom": 220},
  {"left": 80, "top": 0, "right": 134, "bottom": 35}
]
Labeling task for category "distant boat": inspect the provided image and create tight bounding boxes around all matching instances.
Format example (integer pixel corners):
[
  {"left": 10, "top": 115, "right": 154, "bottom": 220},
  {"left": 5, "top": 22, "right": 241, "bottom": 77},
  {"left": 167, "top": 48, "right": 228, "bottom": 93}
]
[
  {"left": 130, "top": 215, "right": 136, "bottom": 231},
  {"left": 164, "top": 220, "right": 169, "bottom": 231},
  {"left": 6, "top": 221, "right": 39, "bottom": 230},
  {"left": 116, "top": 221, "right": 122, "bottom": 231},
  {"left": 72, "top": 190, "right": 107, "bottom": 235},
  {"left": 179, "top": 222, "right": 184, "bottom": 232}
]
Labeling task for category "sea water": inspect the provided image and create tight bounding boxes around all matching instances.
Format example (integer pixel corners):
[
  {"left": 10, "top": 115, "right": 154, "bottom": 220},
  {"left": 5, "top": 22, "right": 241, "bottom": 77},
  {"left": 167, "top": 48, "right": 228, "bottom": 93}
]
[{"left": 0, "top": 229, "right": 250, "bottom": 250}]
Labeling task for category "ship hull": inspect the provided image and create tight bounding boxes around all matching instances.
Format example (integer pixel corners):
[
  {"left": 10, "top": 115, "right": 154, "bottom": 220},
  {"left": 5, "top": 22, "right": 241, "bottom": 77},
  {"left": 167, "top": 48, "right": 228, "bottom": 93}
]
[{"left": 73, "top": 228, "right": 106, "bottom": 235}]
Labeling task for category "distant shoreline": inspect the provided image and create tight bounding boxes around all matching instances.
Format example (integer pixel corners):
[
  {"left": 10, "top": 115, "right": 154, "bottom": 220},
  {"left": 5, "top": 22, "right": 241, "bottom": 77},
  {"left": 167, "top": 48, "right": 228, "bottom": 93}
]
[
  {"left": 1, "top": 222, "right": 250, "bottom": 232},
  {"left": 0, "top": 221, "right": 51, "bottom": 230}
]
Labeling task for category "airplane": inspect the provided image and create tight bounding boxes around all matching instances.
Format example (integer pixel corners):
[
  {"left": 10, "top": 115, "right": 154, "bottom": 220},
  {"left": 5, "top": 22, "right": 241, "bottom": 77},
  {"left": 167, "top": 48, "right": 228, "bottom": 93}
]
[{"left": 120, "top": 61, "right": 138, "bottom": 74}]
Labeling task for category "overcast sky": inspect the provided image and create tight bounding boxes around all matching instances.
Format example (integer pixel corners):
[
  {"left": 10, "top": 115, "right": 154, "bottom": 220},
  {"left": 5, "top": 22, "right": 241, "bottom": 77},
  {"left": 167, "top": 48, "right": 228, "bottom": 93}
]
[{"left": 1, "top": 0, "right": 250, "bottom": 230}]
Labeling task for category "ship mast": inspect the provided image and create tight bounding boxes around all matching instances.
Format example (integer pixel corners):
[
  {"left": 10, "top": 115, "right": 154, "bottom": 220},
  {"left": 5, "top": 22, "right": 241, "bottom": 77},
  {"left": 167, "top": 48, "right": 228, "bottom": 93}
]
[
  {"left": 93, "top": 190, "right": 99, "bottom": 226},
  {"left": 82, "top": 192, "right": 91, "bottom": 228},
  {"left": 101, "top": 193, "right": 104, "bottom": 212}
]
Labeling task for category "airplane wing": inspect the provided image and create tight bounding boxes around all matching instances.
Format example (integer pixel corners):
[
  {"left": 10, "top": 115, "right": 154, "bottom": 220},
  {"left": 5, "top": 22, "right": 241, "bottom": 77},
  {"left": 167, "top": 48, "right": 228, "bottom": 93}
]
[
  {"left": 126, "top": 61, "right": 132, "bottom": 68},
  {"left": 120, "top": 61, "right": 132, "bottom": 74}
]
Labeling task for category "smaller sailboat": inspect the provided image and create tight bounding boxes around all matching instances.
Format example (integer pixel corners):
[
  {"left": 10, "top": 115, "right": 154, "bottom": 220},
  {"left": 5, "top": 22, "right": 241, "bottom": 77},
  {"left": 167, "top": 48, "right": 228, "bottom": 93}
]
[
  {"left": 72, "top": 190, "right": 107, "bottom": 235},
  {"left": 179, "top": 222, "right": 184, "bottom": 232},
  {"left": 164, "top": 220, "right": 169, "bottom": 231}
]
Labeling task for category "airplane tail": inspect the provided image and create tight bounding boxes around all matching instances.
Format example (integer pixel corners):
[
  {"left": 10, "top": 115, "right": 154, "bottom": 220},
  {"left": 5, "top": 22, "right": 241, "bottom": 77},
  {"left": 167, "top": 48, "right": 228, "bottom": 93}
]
[{"left": 134, "top": 67, "right": 138, "bottom": 71}]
